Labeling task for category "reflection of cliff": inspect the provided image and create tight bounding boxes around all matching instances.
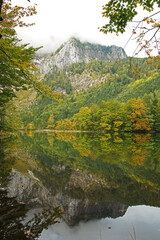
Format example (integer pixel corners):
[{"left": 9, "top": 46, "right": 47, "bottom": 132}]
[
  {"left": 58, "top": 196, "right": 127, "bottom": 226},
  {"left": 0, "top": 185, "right": 63, "bottom": 240},
  {"left": 7, "top": 170, "right": 51, "bottom": 208},
  {"left": 20, "top": 132, "right": 160, "bottom": 206},
  {"left": 7, "top": 169, "right": 128, "bottom": 226},
  {"left": 6, "top": 132, "right": 160, "bottom": 227},
  {"left": 0, "top": 138, "right": 63, "bottom": 240}
]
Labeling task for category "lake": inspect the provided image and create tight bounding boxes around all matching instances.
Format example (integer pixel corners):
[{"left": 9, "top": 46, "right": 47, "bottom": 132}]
[{"left": 1, "top": 131, "right": 160, "bottom": 239}]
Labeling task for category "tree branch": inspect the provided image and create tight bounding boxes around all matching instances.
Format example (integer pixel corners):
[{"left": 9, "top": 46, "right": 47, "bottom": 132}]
[
  {"left": 0, "top": 0, "right": 3, "bottom": 22},
  {"left": 0, "top": 0, "right": 3, "bottom": 15}
]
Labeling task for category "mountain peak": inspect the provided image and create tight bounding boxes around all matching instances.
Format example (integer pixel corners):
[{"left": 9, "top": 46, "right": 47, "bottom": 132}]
[
  {"left": 53, "top": 38, "right": 127, "bottom": 68},
  {"left": 37, "top": 38, "right": 127, "bottom": 74}
]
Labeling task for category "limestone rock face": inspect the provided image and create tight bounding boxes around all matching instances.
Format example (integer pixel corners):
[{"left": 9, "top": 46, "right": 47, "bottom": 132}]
[
  {"left": 36, "top": 38, "right": 127, "bottom": 75},
  {"left": 52, "top": 38, "right": 127, "bottom": 68},
  {"left": 69, "top": 72, "right": 109, "bottom": 90}
]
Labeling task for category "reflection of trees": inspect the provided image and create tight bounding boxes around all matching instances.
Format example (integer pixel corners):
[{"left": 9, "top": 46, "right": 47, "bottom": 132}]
[
  {"left": 20, "top": 131, "right": 154, "bottom": 169},
  {"left": 0, "top": 188, "right": 63, "bottom": 240},
  {"left": 0, "top": 138, "right": 63, "bottom": 240},
  {"left": 19, "top": 132, "right": 160, "bottom": 207},
  {"left": 55, "top": 132, "right": 77, "bottom": 142},
  {"left": 47, "top": 133, "right": 55, "bottom": 146},
  {"left": 0, "top": 138, "right": 16, "bottom": 186},
  {"left": 26, "top": 130, "right": 35, "bottom": 138},
  {"left": 0, "top": 139, "right": 26, "bottom": 239},
  {"left": 23, "top": 207, "right": 63, "bottom": 240},
  {"left": 73, "top": 136, "right": 92, "bottom": 157},
  {"left": 129, "top": 134, "right": 151, "bottom": 166},
  {"left": 0, "top": 189, "right": 27, "bottom": 240}
]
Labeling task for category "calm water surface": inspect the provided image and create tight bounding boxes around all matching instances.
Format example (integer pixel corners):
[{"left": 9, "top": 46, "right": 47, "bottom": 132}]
[
  {"left": 1, "top": 132, "right": 160, "bottom": 239},
  {"left": 40, "top": 206, "right": 160, "bottom": 240}
]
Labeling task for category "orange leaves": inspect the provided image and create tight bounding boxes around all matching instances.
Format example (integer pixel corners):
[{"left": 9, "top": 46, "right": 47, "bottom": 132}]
[
  {"left": 134, "top": 119, "right": 151, "bottom": 131},
  {"left": 130, "top": 134, "right": 151, "bottom": 166},
  {"left": 131, "top": 149, "right": 147, "bottom": 165},
  {"left": 134, "top": 133, "right": 151, "bottom": 144},
  {"left": 128, "top": 99, "right": 146, "bottom": 119},
  {"left": 132, "top": 29, "right": 137, "bottom": 34},
  {"left": 127, "top": 99, "right": 151, "bottom": 131},
  {"left": 1, "top": 0, "right": 37, "bottom": 33}
]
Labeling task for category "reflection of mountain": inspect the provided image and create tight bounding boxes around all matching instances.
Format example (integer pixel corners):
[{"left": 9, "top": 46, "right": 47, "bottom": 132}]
[
  {"left": 0, "top": 184, "right": 62, "bottom": 239},
  {"left": 7, "top": 169, "right": 128, "bottom": 226},
  {"left": 0, "top": 138, "right": 65, "bottom": 240},
  {"left": 7, "top": 170, "right": 49, "bottom": 208},
  {"left": 19, "top": 132, "right": 160, "bottom": 207},
  {"left": 3, "top": 132, "right": 160, "bottom": 228},
  {"left": 60, "top": 198, "right": 127, "bottom": 226}
]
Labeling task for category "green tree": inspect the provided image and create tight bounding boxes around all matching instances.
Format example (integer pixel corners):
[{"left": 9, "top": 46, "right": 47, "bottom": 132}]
[
  {"left": 143, "top": 91, "right": 160, "bottom": 131},
  {"left": 100, "top": 0, "right": 160, "bottom": 55},
  {"left": 47, "top": 114, "right": 55, "bottom": 129},
  {"left": 99, "top": 101, "right": 125, "bottom": 131},
  {"left": 90, "top": 104, "right": 101, "bottom": 131},
  {"left": 101, "top": 0, "right": 160, "bottom": 34},
  {"left": 0, "top": 0, "right": 38, "bottom": 130},
  {"left": 3, "top": 102, "right": 23, "bottom": 131},
  {"left": 73, "top": 107, "right": 92, "bottom": 130},
  {"left": 0, "top": 0, "right": 61, "bottom": 131}
]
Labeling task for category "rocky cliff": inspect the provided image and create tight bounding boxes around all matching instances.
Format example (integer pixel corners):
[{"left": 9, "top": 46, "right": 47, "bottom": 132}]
[
  {"left": 6, "top": 168, "right": 128, "bottom": 226},
  {"left": 36, "top": 38, "right": 127, "bottom": 75}
]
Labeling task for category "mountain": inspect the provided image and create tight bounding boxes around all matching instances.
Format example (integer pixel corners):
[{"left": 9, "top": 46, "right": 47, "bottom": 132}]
[
  {"left": 20, "top": 56, "right": 160, "bottom": 130},
  {"left": 36, "top": 38, "right": 127, "bottom": 74},
  {"left": 34, "top": 38, "right": 128, "bottom": 93},
  {"left": 17, "top": 37, "right": 160, "bottom": 130}
]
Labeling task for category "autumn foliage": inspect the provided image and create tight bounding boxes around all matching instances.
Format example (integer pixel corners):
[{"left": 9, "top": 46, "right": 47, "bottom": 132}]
[
  {"left": 127, "top": 99, "right": 151, "bottom": 131},
  {"left": 46, "top": 98, "right": 152, "bottom": 133},
  {"left": 0, "top": 0, "right": 61, "bottom": 131}
]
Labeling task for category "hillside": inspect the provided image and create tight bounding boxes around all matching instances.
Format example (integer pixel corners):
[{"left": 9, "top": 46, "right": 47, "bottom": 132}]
[{"left": 16, "top": 38, "right": 160, "bottom": 131}]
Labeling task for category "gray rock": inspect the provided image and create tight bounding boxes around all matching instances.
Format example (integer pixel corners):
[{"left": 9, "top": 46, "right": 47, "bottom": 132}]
[
  {"left": 36, "top": 38, "right": 127, "bottom": 75},
  {"left": 6, "top": 169, "right": 128, "bottom": 226}
]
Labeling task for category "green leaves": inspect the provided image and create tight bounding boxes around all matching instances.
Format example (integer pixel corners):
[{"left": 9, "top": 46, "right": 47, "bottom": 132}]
[
  {"left": 0, "top": 0, "right": 62, "bottom": 131},
  {"left": 100, "top": 0, "right": 159, "bottom": 34},
  {"left": 101, "top": 0, "right": 138, "bottom": 34}
]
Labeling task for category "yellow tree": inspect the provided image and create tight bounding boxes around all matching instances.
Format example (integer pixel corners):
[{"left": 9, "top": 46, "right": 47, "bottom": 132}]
[
  {"left": 47, "top": 114, "right": 55, "bottom": 129},
  {"left": 127, "top": 99, "right": 151, "bottom": 131},
  {"left": 73, "top": 107, "right": 92, "bottom": 130}
]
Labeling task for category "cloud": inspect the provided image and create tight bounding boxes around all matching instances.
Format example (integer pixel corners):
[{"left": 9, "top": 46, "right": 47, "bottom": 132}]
[{"left": 15, "top": 0, "right": 151, "bottom": 57}]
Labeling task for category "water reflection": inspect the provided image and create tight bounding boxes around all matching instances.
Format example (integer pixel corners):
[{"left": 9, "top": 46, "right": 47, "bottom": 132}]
[
  {"left": 0, "top": 138, "right": 63, "bottom": 240},
  {"left": 40, "top": 206, "right": 160, "bottom": 240},
  {"left": 20, "top": 132, "right": 160, "bottom": 205},
  {"left": 1, "top": 132, "right": 160, "bottom": 239}
]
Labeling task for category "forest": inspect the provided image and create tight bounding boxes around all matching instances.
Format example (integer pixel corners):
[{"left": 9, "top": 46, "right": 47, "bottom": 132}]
[
  {"left": 18, "top": 57, "right": 160, "bottom": 133},
  {"left": 0, "top": 0, "right": 160, "bottom": 135},
  {"left": 17, "top": 131, "right": 160, "bottom": 206}
]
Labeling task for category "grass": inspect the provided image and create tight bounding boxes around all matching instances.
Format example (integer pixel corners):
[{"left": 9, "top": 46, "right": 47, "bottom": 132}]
[{"left": 129, "top": 225, "right": 137, "bottom": 240}]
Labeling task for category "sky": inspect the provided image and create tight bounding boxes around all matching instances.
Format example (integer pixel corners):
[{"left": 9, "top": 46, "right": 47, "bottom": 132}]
[{"left": 14, "top": 0, "right": 159, "bottom": 57}]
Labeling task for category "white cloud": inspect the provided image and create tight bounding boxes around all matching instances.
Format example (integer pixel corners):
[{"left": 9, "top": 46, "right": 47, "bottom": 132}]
[{"left": 14, "top": 0, "right": 159, "bottom": 57}]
